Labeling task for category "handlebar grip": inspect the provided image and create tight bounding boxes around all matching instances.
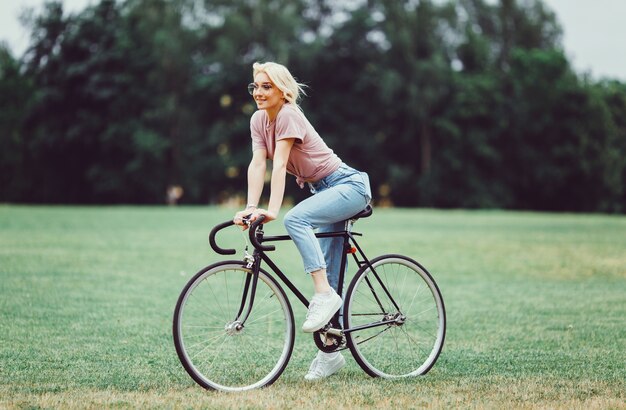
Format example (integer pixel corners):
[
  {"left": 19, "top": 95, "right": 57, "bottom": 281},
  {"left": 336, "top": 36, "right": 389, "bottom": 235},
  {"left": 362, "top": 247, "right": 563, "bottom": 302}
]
[
  {"left": 209, "top": 220, "right": 237, "bottom": 255},
  {"left": 249, "top": 216, "right": 276, "bottom": 252}
]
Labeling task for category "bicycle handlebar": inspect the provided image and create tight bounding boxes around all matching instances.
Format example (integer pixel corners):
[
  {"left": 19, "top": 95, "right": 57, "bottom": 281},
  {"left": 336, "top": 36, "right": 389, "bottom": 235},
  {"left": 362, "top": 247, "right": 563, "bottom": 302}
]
[
  {"left": 208, "top": 216, "right": 275, "bottom": 255},
  {"left": 208, "top": 220, "right": 237, "bottom": 255}
]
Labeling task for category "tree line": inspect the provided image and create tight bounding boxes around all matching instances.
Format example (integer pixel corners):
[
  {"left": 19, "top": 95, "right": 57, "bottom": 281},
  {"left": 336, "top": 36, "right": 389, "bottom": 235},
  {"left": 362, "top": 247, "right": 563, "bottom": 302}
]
[{"left": 1, "top": 0, "right": 625, "bottom": 212}]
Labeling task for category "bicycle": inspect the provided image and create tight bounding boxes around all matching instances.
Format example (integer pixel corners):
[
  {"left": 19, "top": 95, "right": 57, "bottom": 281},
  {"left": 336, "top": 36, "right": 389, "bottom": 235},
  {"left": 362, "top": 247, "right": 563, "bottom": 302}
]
[{"left": 173, "top": 205, "right": 446, "bottom": 392}]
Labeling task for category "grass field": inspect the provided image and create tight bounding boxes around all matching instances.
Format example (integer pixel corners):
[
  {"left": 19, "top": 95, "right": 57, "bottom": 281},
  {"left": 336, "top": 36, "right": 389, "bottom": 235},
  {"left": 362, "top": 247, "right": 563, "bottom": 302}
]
[{"left": 0, "top": 205, "right": 624, "bottom": 409}]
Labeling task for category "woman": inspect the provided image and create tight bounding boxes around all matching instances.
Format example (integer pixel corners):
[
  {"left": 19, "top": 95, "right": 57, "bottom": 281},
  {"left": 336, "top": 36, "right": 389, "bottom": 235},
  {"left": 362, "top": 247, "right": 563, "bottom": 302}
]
[{"left": 234, "top": 62, "right": 371, "bottom": 381}]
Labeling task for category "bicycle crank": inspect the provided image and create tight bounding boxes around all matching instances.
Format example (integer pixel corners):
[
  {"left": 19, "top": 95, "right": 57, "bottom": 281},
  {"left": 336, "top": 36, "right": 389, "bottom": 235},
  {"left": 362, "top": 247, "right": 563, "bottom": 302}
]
[{"left": 313, "top": 325, "right": 346, "bottom": 352}]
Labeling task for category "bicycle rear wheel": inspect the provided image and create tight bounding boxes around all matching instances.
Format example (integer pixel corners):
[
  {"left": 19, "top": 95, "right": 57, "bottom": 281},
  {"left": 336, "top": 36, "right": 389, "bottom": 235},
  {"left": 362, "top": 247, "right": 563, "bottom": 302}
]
[
  {"left": 173, "top": 261, "right": 295, "bottom": 391},
  {"left": 344, "top": 255, "right": 446, "bottom": 378}
]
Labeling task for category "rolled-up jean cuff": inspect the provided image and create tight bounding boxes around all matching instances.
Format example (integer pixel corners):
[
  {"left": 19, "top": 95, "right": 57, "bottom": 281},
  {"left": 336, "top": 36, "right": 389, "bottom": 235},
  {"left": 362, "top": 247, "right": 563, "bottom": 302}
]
[{"left": 305, "top": 263, "right": 327, "bottom": 275}]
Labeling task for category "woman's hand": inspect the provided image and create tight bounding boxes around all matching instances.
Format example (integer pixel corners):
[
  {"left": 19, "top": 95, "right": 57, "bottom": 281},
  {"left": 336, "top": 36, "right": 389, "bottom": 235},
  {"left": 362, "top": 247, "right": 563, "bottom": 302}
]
[
  {"left": 252, "top": 208, "right": 277, "bottom": 224},
  {"left": 233, "top": 208, "right": 253, "bottom": 229},
  {"left": 233, "top": 207, "right": 277, "bottom": 230}
]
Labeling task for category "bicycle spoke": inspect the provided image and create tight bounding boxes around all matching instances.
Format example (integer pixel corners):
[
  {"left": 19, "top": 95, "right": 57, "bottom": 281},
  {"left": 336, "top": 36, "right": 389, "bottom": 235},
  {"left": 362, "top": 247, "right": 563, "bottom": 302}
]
[
  {"left": 399, "top": 327, "right": 422, "bottom": 366},
  {"left": 404, "top": 282, "right": 424, "bottom": 317},
  {"left": 355, "top": 326, "right": 391, "bottom": 345},
  {"left": 204, "top": 336, "right": 230, "bottom": 374},
  {"left": 245, "top": 307, "right": 286, "bottom": 325},
  {"left": 183, "top": 324, "right": 226, "bottom": 330},
  {"left": 203, "top": 276, "right": 228, "bottom": 320},
  {"left": 413, "top": 304, "right": 436, "bottom": 317},
  {"left": 185, "top": 330, "right": 227, "bottom": 352}
]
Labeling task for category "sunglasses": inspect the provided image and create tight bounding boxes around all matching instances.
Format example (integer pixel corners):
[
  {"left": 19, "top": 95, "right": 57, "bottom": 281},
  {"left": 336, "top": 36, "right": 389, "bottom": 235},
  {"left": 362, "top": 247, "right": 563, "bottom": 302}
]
[{"left": 247, "top": 83, "right": 273, "bottom": 95}]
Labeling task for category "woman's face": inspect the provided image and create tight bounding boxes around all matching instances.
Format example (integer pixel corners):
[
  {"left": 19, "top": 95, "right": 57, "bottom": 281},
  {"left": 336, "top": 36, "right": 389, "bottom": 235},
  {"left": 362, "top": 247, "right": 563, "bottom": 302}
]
[{"left": 251, "top": 72, "right": 284, "bottom": 112}]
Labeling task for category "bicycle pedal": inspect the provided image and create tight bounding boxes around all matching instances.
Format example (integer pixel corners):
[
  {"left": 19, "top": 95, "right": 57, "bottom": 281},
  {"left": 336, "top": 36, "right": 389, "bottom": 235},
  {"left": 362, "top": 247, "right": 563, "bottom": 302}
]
[
  {"left": 318, "top": 324, "right": 331, "bottom": 333},
  {"left": 325, "top": 327, "right": 343, "bottom": 337}
]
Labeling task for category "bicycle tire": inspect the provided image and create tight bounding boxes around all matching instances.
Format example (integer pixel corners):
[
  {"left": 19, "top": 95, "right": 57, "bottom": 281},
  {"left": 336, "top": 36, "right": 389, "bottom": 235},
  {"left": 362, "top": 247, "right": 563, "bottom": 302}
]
[
  {"left": 173, "top": 261, "right": 295, "bottom": 391},
  {"left": 343, "top": 254, "right": 446, "bottom": 378}
]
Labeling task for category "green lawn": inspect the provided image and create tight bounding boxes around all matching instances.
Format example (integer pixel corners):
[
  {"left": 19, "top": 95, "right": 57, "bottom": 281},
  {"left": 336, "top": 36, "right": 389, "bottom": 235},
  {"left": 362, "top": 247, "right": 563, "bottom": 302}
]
[{"left": 0, "top": 205, "right": 624, "bottom": 409}]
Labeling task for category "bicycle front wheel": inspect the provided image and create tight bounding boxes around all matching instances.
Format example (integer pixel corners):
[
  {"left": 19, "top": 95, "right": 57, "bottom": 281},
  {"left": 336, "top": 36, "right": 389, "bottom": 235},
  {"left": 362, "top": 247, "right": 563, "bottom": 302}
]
[
  {"left": 173, "top": 261, "right": 295, "bottom": 391},
  {"left": 344, "top": 255, "right": 446, "bottom": 378}
]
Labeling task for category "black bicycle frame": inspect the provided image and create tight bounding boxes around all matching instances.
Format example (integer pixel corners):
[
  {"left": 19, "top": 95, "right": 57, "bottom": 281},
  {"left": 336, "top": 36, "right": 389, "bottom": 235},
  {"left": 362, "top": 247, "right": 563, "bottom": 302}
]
[{"left": 230, "top": 219, "right": 403, "bottom": 335}]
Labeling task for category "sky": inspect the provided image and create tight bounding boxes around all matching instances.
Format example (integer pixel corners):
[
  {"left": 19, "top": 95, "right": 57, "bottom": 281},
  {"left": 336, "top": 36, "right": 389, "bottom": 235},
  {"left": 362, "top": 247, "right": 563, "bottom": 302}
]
[{"left": 1, "top": 0, "right": 625, "bottom": 81}]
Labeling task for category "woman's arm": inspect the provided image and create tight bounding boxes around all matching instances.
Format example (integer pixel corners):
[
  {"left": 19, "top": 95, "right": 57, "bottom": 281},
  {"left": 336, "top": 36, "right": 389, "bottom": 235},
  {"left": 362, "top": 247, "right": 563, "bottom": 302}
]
[
  {"left": 234, "top": 149, "right": 266, "bottom": 226},
  {"left": 266, "top": 138, "right": 295, "bottom": 218},
  {"left": 247, "top": 148, "right": 267, "bottom": 207},
  {"left": 235, "top": 139, "right": 294, "bottom": 225}
]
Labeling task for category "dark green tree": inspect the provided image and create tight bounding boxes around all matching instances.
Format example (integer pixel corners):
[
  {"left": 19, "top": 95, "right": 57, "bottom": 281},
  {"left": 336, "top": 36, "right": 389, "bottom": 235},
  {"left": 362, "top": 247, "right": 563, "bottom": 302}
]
[
  {"left": 20, "top": 0, "right": 198, "bottom": 203},
  {"left": 0, "top": 45, "right": 33, "bottom": 201}
]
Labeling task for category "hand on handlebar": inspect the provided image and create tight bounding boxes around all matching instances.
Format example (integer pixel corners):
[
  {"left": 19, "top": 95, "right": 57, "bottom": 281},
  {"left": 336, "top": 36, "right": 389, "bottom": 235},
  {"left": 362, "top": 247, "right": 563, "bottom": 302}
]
[
  {"left": 233, "top": 208, "right": 277, "bottom": 231},
  {"left": 233, "top": 209, "right": 252, "bottom": 230}
]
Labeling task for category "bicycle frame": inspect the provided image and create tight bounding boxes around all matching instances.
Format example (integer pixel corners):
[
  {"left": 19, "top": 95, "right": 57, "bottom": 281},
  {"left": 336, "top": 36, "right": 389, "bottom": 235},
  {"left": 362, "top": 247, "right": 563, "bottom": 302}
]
[{"left": 210, "top": 216, "right": 403, "bottom": 336}]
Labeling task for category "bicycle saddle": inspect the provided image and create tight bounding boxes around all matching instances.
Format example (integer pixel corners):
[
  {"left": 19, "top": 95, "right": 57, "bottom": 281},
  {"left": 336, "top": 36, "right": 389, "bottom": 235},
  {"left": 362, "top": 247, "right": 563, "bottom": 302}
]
[{"left": 350, "top": 204, "right": 373, "bottom": 220}]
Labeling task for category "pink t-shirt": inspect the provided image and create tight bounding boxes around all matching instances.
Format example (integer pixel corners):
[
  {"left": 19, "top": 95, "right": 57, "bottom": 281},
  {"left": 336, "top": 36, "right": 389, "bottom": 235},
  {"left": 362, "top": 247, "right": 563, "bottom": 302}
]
[{"left": 250, "top": 104, "right": 342, "bottom": 187}]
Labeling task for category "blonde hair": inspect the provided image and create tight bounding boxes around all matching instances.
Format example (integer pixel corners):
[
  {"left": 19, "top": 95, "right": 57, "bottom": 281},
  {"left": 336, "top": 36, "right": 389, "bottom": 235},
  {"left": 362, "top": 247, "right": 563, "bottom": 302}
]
[{"left": 253, "top": 62, "right": 307, "bottom": 108}]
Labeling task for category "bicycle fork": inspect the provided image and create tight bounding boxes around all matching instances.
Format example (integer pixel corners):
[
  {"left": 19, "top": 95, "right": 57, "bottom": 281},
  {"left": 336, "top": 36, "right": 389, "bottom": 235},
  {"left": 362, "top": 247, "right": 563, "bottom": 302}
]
[{"left": 231, "top": 249, "right": 262, "bottom": 329}]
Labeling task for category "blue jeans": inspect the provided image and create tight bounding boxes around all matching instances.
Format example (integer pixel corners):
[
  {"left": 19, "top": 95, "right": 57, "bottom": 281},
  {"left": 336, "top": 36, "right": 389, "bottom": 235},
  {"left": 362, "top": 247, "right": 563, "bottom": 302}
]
[{"left": 283, "top": 164, "right": 372, "bottom": 292}]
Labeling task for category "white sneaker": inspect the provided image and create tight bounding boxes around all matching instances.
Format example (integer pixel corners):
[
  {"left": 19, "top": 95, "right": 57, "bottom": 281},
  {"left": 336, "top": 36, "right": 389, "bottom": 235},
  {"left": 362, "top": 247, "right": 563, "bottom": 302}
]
[
  {"left": 304, "top": 351, "right": 346, "bottom": 381},
  {"left": 302, "top": 290, "right": 342, "bottom": 333}
]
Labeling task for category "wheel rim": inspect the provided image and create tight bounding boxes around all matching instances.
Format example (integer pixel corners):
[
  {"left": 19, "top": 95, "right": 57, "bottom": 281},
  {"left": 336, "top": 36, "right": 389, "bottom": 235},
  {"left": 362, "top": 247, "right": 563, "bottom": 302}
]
[
  {"left": 175, "top": 266, "right": 293, "bottom": 391},
  {"left": 346, "top": 257, "right": 445, "bottom": 377}
]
